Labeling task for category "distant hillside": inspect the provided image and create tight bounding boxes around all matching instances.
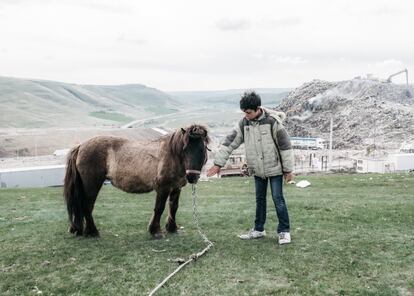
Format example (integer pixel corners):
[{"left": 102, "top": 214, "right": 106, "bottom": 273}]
[
  {"left": 277, "top": 79, "right": 414, "bottom": 149},
  {"left": 169, "top": 88, "right": 291, "bottom": 108},
  {"left": 0, "top": 76, "right": 181, "bottom": 128}
]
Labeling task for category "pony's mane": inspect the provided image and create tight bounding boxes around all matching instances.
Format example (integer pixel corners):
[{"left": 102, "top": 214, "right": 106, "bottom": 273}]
[{"left": 167, "top": 124, "right": 210, "bottom": 156}]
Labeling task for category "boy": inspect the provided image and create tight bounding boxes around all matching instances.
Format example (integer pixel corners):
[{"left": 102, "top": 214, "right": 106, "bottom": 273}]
[{"left": 207, "top": 91, "right": 294, "bottom": 245}]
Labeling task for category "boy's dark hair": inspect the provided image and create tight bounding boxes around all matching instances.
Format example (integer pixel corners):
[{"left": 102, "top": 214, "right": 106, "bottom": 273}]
[{"left": 240, "top": 91, "right": 261, "bottom": 111}]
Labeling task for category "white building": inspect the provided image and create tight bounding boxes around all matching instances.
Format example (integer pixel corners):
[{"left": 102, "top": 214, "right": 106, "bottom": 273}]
[
  {"left": 355, "top": 158, "right": 388, "bottom": 173},
  {"left": 290, "top": 137, "right": 326, "bottom": 150},
  {"left": 400, "top": 142, "right": 414, "bottom": 153},
  {"left": 387, "top": 154, "right": 414, "bottom": 171},
  {"left": 53, "top": 149, "right": 70, "bottom": 156},
  {"left": 355, "top": 153, "right": 414, "bottom": 173}
]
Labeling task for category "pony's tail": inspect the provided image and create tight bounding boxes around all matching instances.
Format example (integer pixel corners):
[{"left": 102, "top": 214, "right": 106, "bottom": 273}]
[{"left": 63, "top": 145, "right": 84, "bottom": 235}]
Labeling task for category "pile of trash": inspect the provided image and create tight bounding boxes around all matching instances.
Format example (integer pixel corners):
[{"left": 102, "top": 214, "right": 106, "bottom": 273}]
[{"left": 277, "top": 79, "right": 414, "bottom": 149}]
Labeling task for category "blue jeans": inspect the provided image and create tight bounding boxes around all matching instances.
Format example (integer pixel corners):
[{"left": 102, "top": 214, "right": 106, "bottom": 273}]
[{"left": 254, "top": 175, "right": 290, "bottom": 233}]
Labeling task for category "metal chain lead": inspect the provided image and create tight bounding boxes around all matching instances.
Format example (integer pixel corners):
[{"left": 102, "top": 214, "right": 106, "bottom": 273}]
[
  {"left": 148, "top": 184, "right": 213, "bottom": 296},
  {"left": 192, "top": 184, "right": 214, "bottom": 246}
]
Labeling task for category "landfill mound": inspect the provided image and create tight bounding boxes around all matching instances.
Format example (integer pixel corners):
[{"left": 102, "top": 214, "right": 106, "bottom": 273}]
[{"left": 277, "top": 79, "right": 414, "bottom": 149}]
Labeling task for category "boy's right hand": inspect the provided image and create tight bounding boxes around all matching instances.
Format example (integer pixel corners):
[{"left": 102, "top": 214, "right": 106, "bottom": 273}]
[{"left": 207, "top": 165, "right": 221, "bottom": 177}]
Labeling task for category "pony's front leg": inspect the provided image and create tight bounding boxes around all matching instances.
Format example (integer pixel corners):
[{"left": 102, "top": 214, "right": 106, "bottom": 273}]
[
  {"left": 148, "top": 188, "right": 170, "bottom": 238},
  {"left": 166, "top": 188, "right": 181, "bottom": 233}
]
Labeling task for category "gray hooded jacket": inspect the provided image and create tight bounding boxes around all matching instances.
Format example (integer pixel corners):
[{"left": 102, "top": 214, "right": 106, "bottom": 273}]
[{"left": 214, "top": 107, "right": 294, "bottom": 178}]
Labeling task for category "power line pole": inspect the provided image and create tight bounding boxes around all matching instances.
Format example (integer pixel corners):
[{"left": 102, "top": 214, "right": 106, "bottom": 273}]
[{"left": 328, "top": 115, "right": 333, "bottom": 170}]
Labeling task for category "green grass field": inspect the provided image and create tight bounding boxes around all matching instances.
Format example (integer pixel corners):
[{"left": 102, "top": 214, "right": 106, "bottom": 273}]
[
  {"left": 1, "top": 174, "right": 413, "bottom": 295},
  {"left": 89, "top": 111, "right": 134, "bottom": 123}
]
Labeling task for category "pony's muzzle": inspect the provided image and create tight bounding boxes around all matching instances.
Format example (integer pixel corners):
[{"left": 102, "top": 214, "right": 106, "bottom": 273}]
[{"left": 185, "top": 169, "right": 201, "bottom": 184}]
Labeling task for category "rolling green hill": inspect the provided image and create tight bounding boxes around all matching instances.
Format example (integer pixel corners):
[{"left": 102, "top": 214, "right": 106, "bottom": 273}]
[
  {"left": 0, "top": 76, "right": 290, "bottom": 129},
  {"left": 0, "top": 76, "right": 181, "bottom": 128}
]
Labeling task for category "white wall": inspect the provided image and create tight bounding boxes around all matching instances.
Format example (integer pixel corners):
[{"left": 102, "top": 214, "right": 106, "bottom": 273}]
[
  {"left": 387, "top": 154, "right": 414, "bottom": 171},
  {"left": 0, "top": 165, "right": 65, "bottom": 188}
]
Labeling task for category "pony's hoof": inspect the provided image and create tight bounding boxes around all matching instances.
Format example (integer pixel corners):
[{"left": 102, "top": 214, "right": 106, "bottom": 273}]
[
  {"left": 69, "top": 225, "right": 83, "bottom": 236},
  {"left": 165, "top": 223, "right": 178, "bottom": 233},
  {"left": 152, "top": 232, "right": 165, "bottom": 239},
  {"left": 84, "top": 229, "right": 100, "bottom": 238}
]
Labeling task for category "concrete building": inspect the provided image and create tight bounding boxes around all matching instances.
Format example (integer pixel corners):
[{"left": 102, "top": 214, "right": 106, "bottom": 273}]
[
  {"left": 53, "top": 149, "right": 70, "bottom": 156},
  {"left": 355, "top": 158, "right": 388, "bottom": 173},
  {"left": 355, "top": 153, "right": 414, "bottom": 173},
  {"left": 290, "top": 137, "right": 326, "bottom": 150},
  {"left": 387, "top": 154, "right": 414, "bottom": 171},
  {"left": 218, "top": 153, "right": 247, "bottom": 177},
  {"left": 400, "top": 142, "right": 414, "bottom": 153}
]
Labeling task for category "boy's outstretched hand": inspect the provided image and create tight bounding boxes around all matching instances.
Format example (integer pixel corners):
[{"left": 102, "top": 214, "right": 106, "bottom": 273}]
[
  {"left": 207, "top": 165, "right": 221, "bottom": 177},
  {"left": 284, "top": 172, "right": 294, "bottom": 182}
]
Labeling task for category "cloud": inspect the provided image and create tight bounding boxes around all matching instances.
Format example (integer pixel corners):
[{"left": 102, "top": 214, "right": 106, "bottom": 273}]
[
  {"left": 215, "top": 18, "right": 251, "bottom": 31},
  {"left": 374, "top": 59, "right": 404, "bottom": 68},
  {"left": 75, "top": 0, "right": 134, "bottom": 14},
  {"left": 1, "top": 0, "right": 413, "bottom": 90},
  {"left": 266, "top": 17, "right": 302, "bottom": 27},
  {"left": 252, "top": 53, "right": 308, "bottom": 65},
  {"left": 271, "top": 56, "right": 308, "bottom": 65},
  {"left": 365, "top": 6, "right": 404, "bottom": 16},
  {"left": 0, "top": 0, "right": 36, "bottom": 8},
  {"left": 252, "top": 53, "right": 265, "bottom": 60},
  {"left": 116, "top": 35, "right": 147, "bottom": 45}
]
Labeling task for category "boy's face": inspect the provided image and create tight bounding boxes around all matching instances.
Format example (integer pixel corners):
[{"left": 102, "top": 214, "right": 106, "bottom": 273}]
[{"left": 242, "top": 108, "right": 261, "bottom": 121}]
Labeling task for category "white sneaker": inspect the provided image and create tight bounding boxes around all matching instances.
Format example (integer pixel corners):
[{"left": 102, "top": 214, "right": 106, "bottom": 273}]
[
  {"left": 278, "top": 232, "right": 291, "bottom": 245},
  {"left": 238, "top": 229, "right": 266, "bottom": 240}
]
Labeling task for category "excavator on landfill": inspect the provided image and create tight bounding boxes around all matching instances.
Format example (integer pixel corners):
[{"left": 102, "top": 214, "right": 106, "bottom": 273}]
[
  {"left": 386, "top": 68, "right": 411, "bottom": 98},
  {"left": 386, "top": 68, "right": 408, "bottom": 84}
]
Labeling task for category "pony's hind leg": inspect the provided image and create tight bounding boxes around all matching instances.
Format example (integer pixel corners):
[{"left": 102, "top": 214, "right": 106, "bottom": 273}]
[
  {"left": 69, "top": 215, "right": 84, "bottom": 236},
  {"left": 166, "top": 188, "right": 181, "bottom": 233},
  {"left": 149, "top": 188, "right": 170, "bottom": 238},
  {"left": 69, "top": 199, "right": 85, "bottom": 236},
  {"left": 82, "top": 177, "right": 104, "bottom": 237},
  {"left": 84, "top": 212, "right": 99, "bottom": 237}
]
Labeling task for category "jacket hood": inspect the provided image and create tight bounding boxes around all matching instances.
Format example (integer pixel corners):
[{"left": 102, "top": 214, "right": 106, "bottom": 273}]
[{"left": 261, "top": 107, "right": 286, "bottom": 123}]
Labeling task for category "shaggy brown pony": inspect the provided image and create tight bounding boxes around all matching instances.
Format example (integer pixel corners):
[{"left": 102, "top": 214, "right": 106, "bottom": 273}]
[{"left": 63, "top": 124, "right": 209, "bottom": 238}]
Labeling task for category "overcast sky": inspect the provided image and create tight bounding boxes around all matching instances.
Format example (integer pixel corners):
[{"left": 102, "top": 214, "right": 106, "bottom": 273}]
[{"left": 0, "top": 0, "right": 413, "bottom": 91}]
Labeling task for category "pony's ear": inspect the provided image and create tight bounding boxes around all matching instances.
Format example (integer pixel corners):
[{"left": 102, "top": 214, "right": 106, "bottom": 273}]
[{"left": 181, "top": 128, "right": 186, "bottom": 135}]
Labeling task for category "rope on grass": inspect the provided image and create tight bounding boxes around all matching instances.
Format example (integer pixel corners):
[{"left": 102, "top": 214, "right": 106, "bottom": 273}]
[{"left": 148, "top": 184, "right": 214, "bottom": 296}]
